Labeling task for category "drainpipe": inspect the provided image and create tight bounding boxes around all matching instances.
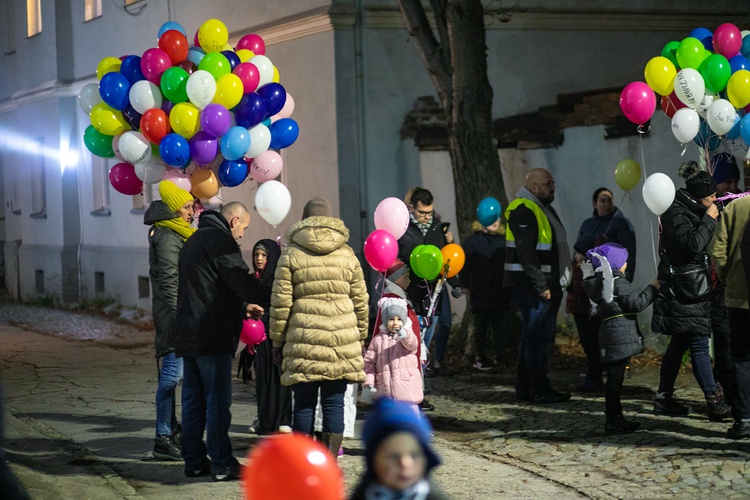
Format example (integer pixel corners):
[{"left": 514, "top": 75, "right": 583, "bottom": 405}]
[{"left": 354, "top": 0, "right": 368, "bottom": 260}]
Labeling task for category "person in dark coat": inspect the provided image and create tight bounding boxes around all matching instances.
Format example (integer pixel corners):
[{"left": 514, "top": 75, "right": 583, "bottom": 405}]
[
  {"left": 651, "top": 161, "right": 731, "bottom": 421},
  {"left": 583, "top": 243, "right": 658, "bottom": 434},
  {"left": 247, "top": 239, "right": 292, "bottom": 435},
  {"left": 144, "top": 180, "right": 195, "bottom": 461},
  {"left": 175, "top": 201, "right": 261, "bottom": 481}
]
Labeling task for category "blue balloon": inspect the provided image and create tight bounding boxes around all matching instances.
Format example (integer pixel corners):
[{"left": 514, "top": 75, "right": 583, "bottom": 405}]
[
  {"left": 121, "top": 104, "right": 142, "bottom": 131},
  {"left": 476, "top": 197, "right": 501, "bottom": 226},
  {"left": 742, "top": 35, "right": 750, "bottom": 58},
  {"left": 694, "top": 120, "right": 721, "bottom": 151},
  {"left": 220, "top": 126, "right": 251, "bottom": 161},
  {"left": 160, "top": 133, "right": 191, "bottom": 167},
  {"left": 689, "top": 27, "right": 713, "bottom": 51},
  {"left": 257, "top": 83, "right": 287, "bottom": 117},
  {"left": 730, "top": 55, "right": 750, "bottom": 74},
  {"left": 158, "top": 21, "right": 187, "bottom": 39},
  {"left": 726, "top": 113, "right": 743, "bottom": 140},
  {"left": 740, "top": 114, "right": 750, "bottom": 145},
  {"left": 119, "top": 55, "right": 145, "bottom": 84},
  {"left": 221, "top": 50, "right": 241, "bottom": 71},
  {"left": 269, "top": 118, "right": 299, "bottom": 149},
  {"left": 217, "top": 159, "right": 248, "bottom": 187},
  {"left": 99, "top": 72, "right": 131, "bottom": 110},
  {"left": 187, "top": 46, "right": 206, "bottom": 66},
  {"left": 234, "top": 93, "right": 267, "bottom": 128}
]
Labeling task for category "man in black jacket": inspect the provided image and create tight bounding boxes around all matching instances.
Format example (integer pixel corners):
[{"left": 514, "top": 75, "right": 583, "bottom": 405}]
[{"left": 175, "top": 201, "right": 261, "bottom": 481}]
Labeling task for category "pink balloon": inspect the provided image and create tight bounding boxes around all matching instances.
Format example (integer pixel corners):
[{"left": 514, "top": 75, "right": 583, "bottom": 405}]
[
  {"left": 374, "top": 197, "right": 410, "bottom": 239},
  {"left": 240, "top": 318, "right": 266, "bottom": 345},
  {"left": 109, "top": 162, "right": 143, "bottom": 195},
  {"left": 364, "top": 229, "right": 398, "bottom": 272},
  {"left": 249, "top": 150, "right": 283, "bottom": 182},
  {"left": 620, "top": 81, "right": 656, "bottom": 125},
  {"left": 161, "top": 169, "right": 191, "bottom": 192},
  {"left": 112, "top": 134, "right": 126, "bottom": 162},
  {"left": 233, "top": 62, "right": 260, "bottom": 94},
  {"left": 236, "top": 34, "right": 265, "bottom": 55},
  {"left": 276, "top": 93, "right": 295, "bottom": 119},
  {"left": 140, "top": 48, "right": 172, "bottom": 85},
  {"left": 713, "top": 23, "right": 742, "bottom": 59}
]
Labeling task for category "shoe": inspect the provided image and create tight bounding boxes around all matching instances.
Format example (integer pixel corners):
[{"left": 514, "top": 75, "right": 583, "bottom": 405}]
[
  {"left": 727, "top": 421, "right": 750, "bottom": 439},
  {"left": 472, "top": 356, "right": 494, "bottom": 372},
  {"left": 529, "top": 389, "right": 571, "bottom": 404},
  {"left": 433, "top": 361, "right": 453, "bottom": 376},
  {"left": 184, "top": 460, "right": 211, "bottom": 478},
  {"left": 171, "top": 424, "right": 182, "bottom": 448},
  {"left": 338, "top": 445, "right": 344, "bottom": 457},
  {"left": 706, "top": 391, "right": 732, "bottom": 422},
  {"left": 153, "top": 435, "right": 182, "bottom": 461},
  {"left": 419, "top": 399, "right": 435, "bottom": 412},
  {"left": 424, "top": 366, "right": 439, "bottom": 378},
  {"left": 605, "top": 415, "right": 641, "bottom": 434},
  {"left": 575, "top": 378, "right": 605, "bottom": 393},
  {"left": 654, "top": 392, "right": 689, "bottom": 416},
  {"left": 278, "top": 425, "right": 292, "bottom": 434},
  {"left": 212, "top": 464, "right": 243, "bottom": 482},
  {"left": 248, "top": 419, "right": 259, "bottom": 434}
]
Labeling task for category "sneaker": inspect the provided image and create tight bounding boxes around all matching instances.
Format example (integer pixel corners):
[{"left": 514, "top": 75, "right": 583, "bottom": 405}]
[
  {"left": 212, "top": 464, "right": 243, "bottom": 482},
  {"left": 726, "top": 421, "right": 750, "bottom": 440},
  {"left": 419, "top": 399, "right": 435, "bottom": 412},
  {"left": 654, "top": 392, "right": 689, "bottom": 416},
  {"left": 605, "top": 415, "right": 641, "bottom": 434},
  {"left": 153, "top": 435, "right": 182, "bottom": 461},
  {"left": 248, "top": 419, "right": 260, "bottom": 434},
  {"left": 473, "top": 357, "right": 494, "bottom": 372},
  {"left": 575, "top": 378, "right": 605, "bottom": 393},
  {"left": 278, "top": 425, "right": 292, "bottom": 434},
  {"left": 529, "top": 389, "right": 571, "bottom": 404},
  {"left": 185, "top": 460, "right": 211, "bottom": 478}
]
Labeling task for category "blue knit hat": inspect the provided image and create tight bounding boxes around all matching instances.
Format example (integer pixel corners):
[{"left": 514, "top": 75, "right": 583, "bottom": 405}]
[{"left": 711, "top": 152, "right": 740, "bottom": 185}]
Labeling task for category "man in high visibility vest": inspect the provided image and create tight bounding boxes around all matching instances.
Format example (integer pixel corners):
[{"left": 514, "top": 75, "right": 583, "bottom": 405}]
[{"left": 504, "top": 168, "right": 572, "bottom": 404}]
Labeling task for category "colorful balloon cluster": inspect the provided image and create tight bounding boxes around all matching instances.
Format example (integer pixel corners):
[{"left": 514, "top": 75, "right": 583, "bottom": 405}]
[
  {"left": 622, "top": 23, "right": 750, "bottom": 155},
  {"left": 80, "top": 19, "right": 298, "bottom": 226}
]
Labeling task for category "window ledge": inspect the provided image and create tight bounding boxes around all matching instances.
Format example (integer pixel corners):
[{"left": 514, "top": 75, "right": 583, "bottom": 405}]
[
  {"left": 130, "top": 208, "right": 146, "bottom": 215},
  {"left": 11, "top": 209, "right": 20, "bottom": 215},
  {"left": 30, "top": 211, "right": 46, "bottom": 219},
  {"left": 90, "top": 208, "right": 111, "bottom": 217}
]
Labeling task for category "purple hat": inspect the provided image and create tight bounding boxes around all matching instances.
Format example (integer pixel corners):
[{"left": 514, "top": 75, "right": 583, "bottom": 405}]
[{"left": 586, "top": 243, "right": 628, "bottom": 271}]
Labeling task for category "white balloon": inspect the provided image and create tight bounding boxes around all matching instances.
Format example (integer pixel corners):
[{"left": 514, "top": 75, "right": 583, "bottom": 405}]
[
  {"left": 671, "top": 108, "right": 700, "bottom": 143},
  {"left": 255, "top": 180, "right": 291, "bottom": 226},
  {"left": 118, "top": 131, "right": 152, "bottom": 165},
  {"left": 706, "top": 99, "right": 737, "bottom": 135},
  {"left": 696, "top": 92, "right": 717, "bottom": 119},
  {"left": 135, "top": 159, "right": 167, "bottom": 184},
  {"left": 246, "top": 124, "right": 271, "bottom": 158},
  {"left": 726, "top": 137, "right": 750, "bottom": 162},
  {"left": 642, "top": 173, "right": 676, "bottom": 216},
  {"left": 129, "top": 81, "right": 162, "bottom": 115},
  {"left": 78, "top": 83, "right": 102, "bottom": 115},
  {"left": 673, "top": 68, "right": 705, "bottom": 109},
  {"left": 186, "top": 70, "right": 217, "bottom": 110},
  {"left": 250, "top": 55, "right": 274, "bottom": 87}
]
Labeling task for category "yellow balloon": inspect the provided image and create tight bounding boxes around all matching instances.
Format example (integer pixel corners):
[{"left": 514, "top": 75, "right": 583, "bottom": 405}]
[
  {"left": 614, "top": 159, "right": 642, "bottom": 192},
  {"left": 170, "top": 102, "right": 201, "bottom": 139},
  {"left": 236, "top": 49, "right": 254, "bottom": 63},
  {"left": 644, "top": 56, "right": 676, "bottom": 96},
  {"left": 97, "top": 57, "right": 122, "bottom": 80},
  {"left": 213, "top": 74, "right": 243, "bottom": 109},
  {"left": 198, "top": 18, "right": 228, "bottom": 53},
  {"left": 272, "top": 66, "right": 280, "bottom": 83},
  {"left": 89, "top": 102, "right": 129, "bottom": 136},
  {"left": 727, "top": 70, "right": 750, "bottom": 109}
]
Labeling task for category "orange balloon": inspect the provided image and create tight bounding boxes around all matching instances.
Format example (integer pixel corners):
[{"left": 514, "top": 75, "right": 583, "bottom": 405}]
[
  {"left": 441, "top": 243, "right": 465, "bottom": 278},
  {"left": 190, "top": 169, "right": 218, "bottom": 199},
  {"left": 243, "top": 433, "right": 344, "bottom": 500}
]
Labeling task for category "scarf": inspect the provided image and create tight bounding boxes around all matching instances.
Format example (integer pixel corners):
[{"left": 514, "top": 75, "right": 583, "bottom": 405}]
[
  {"left": 409, "top": 213, "right": 431, "bottom": 236},
  {"left": 365, "top": 479, "right": 431, "bottom": 500},
  {"left": 154, "top": 217, "right": 195, "bottom": 241},
  {"left": 517, "top": 186, "right": 571, "bottom": 278}
]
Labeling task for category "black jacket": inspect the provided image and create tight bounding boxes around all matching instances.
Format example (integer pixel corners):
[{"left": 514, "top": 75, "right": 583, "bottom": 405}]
[
  {"left": 652, "top": 189, "right": 717, "bottom": 336},
  {"left": 175, "top": 211, "right": 260, "bottom": 357},
  {"left": 462, "top": 228, "right": 509, "bottom": 312},
  {"left": 144, "top": 201, "right": 185, "bottom": 358}
]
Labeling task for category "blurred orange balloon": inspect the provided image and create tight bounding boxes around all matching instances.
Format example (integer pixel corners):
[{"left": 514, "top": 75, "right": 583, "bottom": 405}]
[
  {"left": 243, "top": 433, "right": 344, "bottom": 500},
  {"left": 190, "top": 169, "right": 218, "bottom": 199},
  {"left": 441, "top": 243, "right": 465, "bottom": 278}
]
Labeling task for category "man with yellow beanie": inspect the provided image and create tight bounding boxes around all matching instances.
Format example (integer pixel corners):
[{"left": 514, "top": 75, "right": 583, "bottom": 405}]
[{"left": 144, "top": 180, "right": 195, "bottom": 461}]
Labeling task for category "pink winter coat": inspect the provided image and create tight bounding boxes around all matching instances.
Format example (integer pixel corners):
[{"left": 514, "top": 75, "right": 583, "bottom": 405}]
[{"left": 363, "top": 322, "right": 423, "bottom": 405}]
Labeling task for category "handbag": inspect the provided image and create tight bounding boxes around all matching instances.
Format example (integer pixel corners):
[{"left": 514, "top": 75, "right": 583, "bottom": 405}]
[{"left": 667, "top": 255, "right": 711, "bottom": 302}]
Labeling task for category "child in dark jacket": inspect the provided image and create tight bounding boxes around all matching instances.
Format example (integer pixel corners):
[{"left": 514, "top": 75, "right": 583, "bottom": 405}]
[{"left": 583, "top": 243, "right": 659, "bottom": 434}]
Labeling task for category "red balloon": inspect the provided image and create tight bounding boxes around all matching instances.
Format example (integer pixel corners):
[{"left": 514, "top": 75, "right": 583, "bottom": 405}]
[
  {"left": 243, "top": 433, "right": 344, "bottom": 500},
  {"left": 364, "top": 229, "right": 398, "bottom": 272},
  {"left": 660, "top": 91, "right": 687, "bottom": 119},
  {"left": 158, "top": 30, "right": 189, "bottom": 65},
  {"left": 236, "top": 34, "right": 265, "bottom": 55},
  {"left": 140, "top": 108, "right": 171, "bottom": 144},
  {"left": 240, "top": 319, "right": 266, "bottom": 345},
  {"left": 109, "top": 162, "right": 143, "bottom": 195}
]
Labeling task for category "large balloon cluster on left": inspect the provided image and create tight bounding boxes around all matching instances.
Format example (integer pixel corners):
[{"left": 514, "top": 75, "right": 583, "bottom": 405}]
[{"left": 79, "top": 18, "right": 298, "bottom": 225}]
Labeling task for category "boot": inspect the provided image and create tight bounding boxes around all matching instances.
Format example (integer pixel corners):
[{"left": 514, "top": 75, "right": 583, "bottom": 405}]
[
  {"left": 321, "top": 432, "right": 344, "bottom": 460},
  {"left": 653, "top": 392, "right": 689, "bottom": 416},
  {"left": 605, "top": 415, "right": 641, "bottom": 434},
  {"left": 153, "top": 435, "right": 182, "bottom": 461},
  {"left": 706, "top": 391, "right": 732, "bottom": 422}
]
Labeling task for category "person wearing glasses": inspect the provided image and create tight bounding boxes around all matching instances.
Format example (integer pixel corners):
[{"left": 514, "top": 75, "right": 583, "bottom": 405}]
[{"left": 504, "top": 168, "right": 572, "bottom": 404}]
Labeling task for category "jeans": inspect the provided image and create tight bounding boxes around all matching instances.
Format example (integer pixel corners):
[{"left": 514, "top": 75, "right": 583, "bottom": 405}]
[
  {"left": 433, "top": 293, "right": 452, "bottom": 362},
  {"left": 292, "top": 379, "right": 347, "bottom": 434},
  {"left": 573, "top": 313, "right": 603, "bottom": 383},
  {"left": 155, "top": 352, "right": 183, "bottom": 437},
  {"left": 418, "top": 315, "right": 438, "bottom": 350},
  {"left": 512, "top": 289, "right": 562, "bottom": 396},
  {"left": 181, "top": 353, "right": 238, "bottom": 474},
  {"left": 728, "top": 308, "right": 750, "bottom": 420},
  {"left": 603, "top": 358, "right": 628, "bottom": 419},
  {"left": 711, "top": 283, "right": 733, "bottom": 401},
  {"left": 658, "top": 334, "right": 716, "bottom": 398}
]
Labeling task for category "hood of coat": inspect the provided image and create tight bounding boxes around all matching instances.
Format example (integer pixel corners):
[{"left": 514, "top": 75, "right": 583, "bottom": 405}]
[
  {"left": 675, "top": 188, "right": 707, "bottom": 216},
  {"left": 197, "top": 210, "right": 231, "bottom": 233},
  {"left": 286, "top": 215, "right": 349, "bottom": 255},
  {"left": 143, "top": 200, "right": 179, "bottom": 225}
]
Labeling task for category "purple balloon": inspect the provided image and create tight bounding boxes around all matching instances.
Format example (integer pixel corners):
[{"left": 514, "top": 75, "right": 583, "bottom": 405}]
[
  {"left": 121, "top": 104, "right": 142, "bottom": 131},
  {"left": 189, "top": 131, "right": 219, "bottom": 166},
  {"left": 161, "top": 100, "right": 175, "bottom": 114},
  {"left": 201, "top": 104, "right": 232, "bottom": 137}
]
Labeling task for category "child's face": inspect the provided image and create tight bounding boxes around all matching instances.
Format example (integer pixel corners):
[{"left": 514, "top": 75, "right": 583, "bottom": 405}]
[
  {"left": 619, "top": 262, "right": 628, "bottom": 273},
  {"left": 253, "top": 249, "right": 268, "bottom": 271},
  {"left": 387, "top": 316, "right": 403, "bottom": 334},
  {"left": 394, "top": 274, "right": 410, "bottom": 290},
  {"left": 373, "top": 432, "right": 427, "bottom": 491}
]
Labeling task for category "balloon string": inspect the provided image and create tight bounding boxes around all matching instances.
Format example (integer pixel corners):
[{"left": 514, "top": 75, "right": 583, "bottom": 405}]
[{"left": 638, "top": 132, "right": 659, "bottom": 274}]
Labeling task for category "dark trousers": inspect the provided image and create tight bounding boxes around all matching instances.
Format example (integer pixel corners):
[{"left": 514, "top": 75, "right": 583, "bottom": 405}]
[
  {"left": 433, "top": 293, "right": 452, "bottom": 363},
  {"left": 573, "top": 313, "right": 603, "bottom": 383},
  {"left": 603, "top": 358, "right": 628, "bottom": 419},
  {"left": 292, "top": 379, "right": 347, "bottom": 434},
  {"left": 658, "top": 334, "right": 716, "bottom": 398},
  {"left": 711, "top": 284, "right": 734, "bottom": 401},
  {"left": 474, "top": 307, "right": 511, "bottom": 360},
  {"left": 728, "top": 308, "right": 750, "bottom": 420},
  {"left": 254, "top": 338, "right": 292, "bottom": 433}
]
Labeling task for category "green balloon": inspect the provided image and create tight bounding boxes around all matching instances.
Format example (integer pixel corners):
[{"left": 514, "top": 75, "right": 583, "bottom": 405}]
[
  {"left": 160, "top": 67, "right": 189, "bottom": 103},
  {"left": 676, "top": 37, "right": 705, "bottom": 70},
  {"left": 661, "top": 40, "right": 680, "bottom": 69},
  {"left": 699, "top": 54, "right": 731, "bottom": 93},
  {"left": 198, "top": 52, "right": 231, "bottom": 81},
  {"left": 409, "top": 245, "right": 425, "bottom": 276},
  {"left": 83, "top": 125, "right": 114, "bottom": 157},
  {"left": 412, "top": 244, "right": 444, "bottom": 280}
]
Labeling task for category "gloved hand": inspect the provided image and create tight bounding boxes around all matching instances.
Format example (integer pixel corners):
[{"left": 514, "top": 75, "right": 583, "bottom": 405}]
[
  {"left": 580, "top": 260, "right": 595, "bottom": 279},
  {"left": 451, "top": 287, "right": 463, "bottom": 299},
  {"left": 392, "top": 327, "right": 407, "bottom": 340},
  {"left": 559, "top": 266, "right": 571, "bottom": 288},
  {"left": 272, "top": 346, "right": 283, "bottom": 367},
  {"left": 360, "top": 384, "right": 377, "bottom": 402}
]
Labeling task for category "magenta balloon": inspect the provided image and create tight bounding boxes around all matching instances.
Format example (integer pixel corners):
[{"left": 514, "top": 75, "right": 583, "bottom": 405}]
[
  {"left": 161, "top": 169, "right": 191, "bottom": 192},
  {"left": 141, "top": 48, "right": 172, "bottom": 85},
  {"left": 374, "top": 197, "right": 410, "bottom": 239},
  {"left": 236, "top": 34, "right": 266, "bottom": 55},
  {"left": 250, "top": 150, "right": 283, "bottom": 182},
  {"left": 109, "top": 162, "right": 143, "bottom": 195},
  {"left": 364, "top": 229, "right": 398, "bottom": 272},
  {"left": 620, "top": 81, "right": 656, "bottom": 125},
  {"left": 713, "top": 23, "right": 742, "bottom": 59},
  {"left": 233, "top": 62, "right": 260, "bottom": 94},
  {"left": 200, "top": 103, "right": 232, "bottom": 137},
  {"left": 240, "top": 318, "right": 266, "bottom": 345}
]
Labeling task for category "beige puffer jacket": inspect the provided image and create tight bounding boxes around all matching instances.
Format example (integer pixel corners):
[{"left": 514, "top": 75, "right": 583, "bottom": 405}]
[{"left": 270, "top": 216, "right": 369, "bottom": 385}]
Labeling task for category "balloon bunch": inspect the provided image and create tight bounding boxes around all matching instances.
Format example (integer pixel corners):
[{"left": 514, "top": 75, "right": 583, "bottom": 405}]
[
  {"left": 364, "top": 198, "right": 410, "bottom": 272},
  {"left": 79, "top": 19, "right": 298, "bottom": 226}
]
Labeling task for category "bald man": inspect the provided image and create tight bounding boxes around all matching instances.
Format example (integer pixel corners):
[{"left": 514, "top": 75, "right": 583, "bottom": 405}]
[
  {"left": 504, "top": 168, "right": 572, "bottom": 404},
  {"left": 175, "top": 201, "right": 260, "bottom": 481}
]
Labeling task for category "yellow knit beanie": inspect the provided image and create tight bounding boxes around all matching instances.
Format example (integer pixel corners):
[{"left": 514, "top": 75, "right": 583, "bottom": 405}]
[{"left": 158, "top": 180, "right": 193, "bottom": 212}]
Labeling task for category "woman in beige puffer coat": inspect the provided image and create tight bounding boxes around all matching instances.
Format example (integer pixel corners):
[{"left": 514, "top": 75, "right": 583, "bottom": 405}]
[{"left": 270, "top": 198, "right": 369, "bottom": 456}]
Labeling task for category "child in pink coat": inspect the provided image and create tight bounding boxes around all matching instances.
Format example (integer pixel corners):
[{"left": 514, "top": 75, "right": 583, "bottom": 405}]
[{"left": 363, "top": 297, "right": 424, "bottom": 406}]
